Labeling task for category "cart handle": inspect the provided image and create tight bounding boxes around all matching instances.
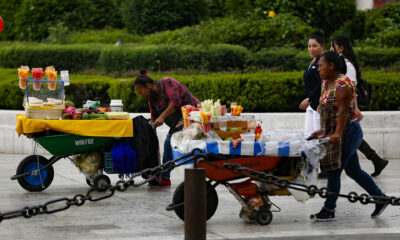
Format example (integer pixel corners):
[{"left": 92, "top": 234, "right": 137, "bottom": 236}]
[{"left": 10, "top": 156, "right": 63, "bottom": 180}]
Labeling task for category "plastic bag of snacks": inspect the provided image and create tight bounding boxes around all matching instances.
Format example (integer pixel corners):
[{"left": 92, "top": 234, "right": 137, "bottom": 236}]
[{"left": 72, "top": 152, "right": 102, "bottom": 175}]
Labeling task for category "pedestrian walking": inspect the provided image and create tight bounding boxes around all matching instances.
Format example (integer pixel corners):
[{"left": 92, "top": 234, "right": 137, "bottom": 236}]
[
  {"left": 309, "top": 52, "right": 388, "bottom": 221},
  {"left": 330, "top": 34, "right": 388, "bottom": 177}
]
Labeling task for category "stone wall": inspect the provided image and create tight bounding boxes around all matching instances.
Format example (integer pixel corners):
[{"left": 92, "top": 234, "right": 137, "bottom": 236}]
[{"left": 1, "top": 110, "right": 399, "bottom": 159}]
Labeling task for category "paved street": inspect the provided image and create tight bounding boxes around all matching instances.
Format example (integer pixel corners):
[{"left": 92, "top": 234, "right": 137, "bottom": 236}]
[{"left": 0, "top": 153, "right": 399, "bottom": 240}]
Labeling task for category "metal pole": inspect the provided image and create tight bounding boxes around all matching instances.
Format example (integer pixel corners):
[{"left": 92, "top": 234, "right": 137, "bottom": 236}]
[{"left": 184, "top": 167, "right": 206, "bottom": 240}]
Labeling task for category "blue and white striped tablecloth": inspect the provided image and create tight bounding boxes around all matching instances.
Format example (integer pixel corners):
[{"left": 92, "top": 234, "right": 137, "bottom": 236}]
[{"left": 172, "top": 139, "right": 303, "bottom": 158}]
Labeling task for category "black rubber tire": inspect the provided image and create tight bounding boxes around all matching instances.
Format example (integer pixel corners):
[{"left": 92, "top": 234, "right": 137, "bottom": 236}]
[
  {"left": 255, "top": 208, "right": 273, "bottom": 225},
  {"left": 86, "top": 177, "right": 93, "bottom": 187},
  {"left": 93, "top": 174, "right": 111, "bottom": 191},
  {"left": 172, "top": 181, "right": 219, "bottom": 221},
  {"left": 16, "top": 155, "right": 54, "bottom": 192}
]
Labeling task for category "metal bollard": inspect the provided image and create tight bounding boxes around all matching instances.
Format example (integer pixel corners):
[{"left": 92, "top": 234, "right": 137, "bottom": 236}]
[{"left": 184, "top": 166, "right": 206, "bottom": 240}]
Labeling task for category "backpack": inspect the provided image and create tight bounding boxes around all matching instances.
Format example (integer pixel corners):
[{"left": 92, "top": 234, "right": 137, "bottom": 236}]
[{"left": 356, "top": 77, "right": 371, "bottom": 107}]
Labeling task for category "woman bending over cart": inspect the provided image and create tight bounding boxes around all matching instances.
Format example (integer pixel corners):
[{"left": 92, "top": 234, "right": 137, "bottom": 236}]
[{"left": 134, "top": 70, "right": 200, "bottom": 186}]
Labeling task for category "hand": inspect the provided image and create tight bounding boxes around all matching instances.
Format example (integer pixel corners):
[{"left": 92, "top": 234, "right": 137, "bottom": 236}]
[
  {"left": 317, "top": 105, "right": 320, "bottom": 113},
  {"left": 329, "top": 133, "right": 341, "bottom": 144},
  {"left": 354, "top": 107, "right": 363, "bottom": 121},
  {"left": 311, "top": 129, "right": 322, "bottom": 136},
  {"left": 299, "top": 99, "right": 310, "bottom": 110},
  {"left": 154, "top": 116, "right": 165, "bottom": 128}
]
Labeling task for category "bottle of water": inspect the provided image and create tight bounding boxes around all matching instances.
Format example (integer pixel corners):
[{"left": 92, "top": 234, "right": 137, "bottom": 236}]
[{"left": 61, "top": 70, "right": 70, "bottom": 86}]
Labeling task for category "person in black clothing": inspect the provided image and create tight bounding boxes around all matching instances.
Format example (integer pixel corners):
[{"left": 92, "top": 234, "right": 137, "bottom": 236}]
[{"left": 299, "top": 31, "right": 325, "bottom": 138}]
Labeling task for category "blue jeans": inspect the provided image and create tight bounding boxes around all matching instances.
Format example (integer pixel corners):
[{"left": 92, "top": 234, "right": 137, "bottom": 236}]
[
  {"left": 162, "top": 127, "right": 181, "bottom": 180},
  {"left": 324, "top": 121, "right": 384, "bottom": 210}
]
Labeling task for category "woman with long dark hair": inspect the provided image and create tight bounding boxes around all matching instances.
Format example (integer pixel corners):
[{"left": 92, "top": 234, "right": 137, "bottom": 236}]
[{"left": 330, "top": 34, "right": 388, "bottom": 177}]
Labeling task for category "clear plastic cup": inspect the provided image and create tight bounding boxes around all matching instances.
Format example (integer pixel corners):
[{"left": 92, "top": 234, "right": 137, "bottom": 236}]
[
  {"left": 61, "top": 70, "right": 70, "bottom": 86},
  {"left": 18, "top": 67, "right": 29, "bottom": 89},
  {"left": 221, "top": 105, "right": 226, "bottom": 116},
  {"left": 47, "top": 70, "right": 57, "bottom": 90},
  {"left": 32, "top": 68, "right": 44, "bottom": 90}
]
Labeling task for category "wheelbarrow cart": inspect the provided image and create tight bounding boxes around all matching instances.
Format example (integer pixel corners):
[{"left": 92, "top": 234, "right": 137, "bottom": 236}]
[{"left": 13, "top": 114, "right": 135, "bottom": 192}]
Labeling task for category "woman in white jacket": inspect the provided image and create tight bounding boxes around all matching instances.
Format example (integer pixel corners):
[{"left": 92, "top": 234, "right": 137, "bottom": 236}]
[{"left": 330, "top": 34, "right": 388, "bottom": 177}]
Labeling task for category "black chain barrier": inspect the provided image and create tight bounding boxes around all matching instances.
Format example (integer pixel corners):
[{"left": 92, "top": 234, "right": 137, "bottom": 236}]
[
  {"left": 1, "top": 150, "right": 399, "bottom": 223},
  {"left": 218, "top": 161, "right": 400, "bottom": 206},
  {"left": 0, "top": 149, "right": 201, "bottom": 223}
]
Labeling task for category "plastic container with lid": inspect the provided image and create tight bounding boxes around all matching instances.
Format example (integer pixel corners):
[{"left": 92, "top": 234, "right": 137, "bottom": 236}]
[{"left": 110, "top": 99, "right": 123, "bottom": 112}]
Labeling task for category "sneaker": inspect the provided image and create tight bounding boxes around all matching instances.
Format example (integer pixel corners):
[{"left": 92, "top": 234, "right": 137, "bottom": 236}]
[
  {"left": 159, "top": 179, "right": 171, "bottom": 187},
  {"left": 371, "top": 159, "right": 389, "bottom": 177},
  {"left": 310, "top": 208, "right": 335, "bottom": 222},
  {"left": 371, "top": 198, "right": 389, "bottom": 218},
  {"left": 149, "top": 178, "right": 171, "bottom": 187}
]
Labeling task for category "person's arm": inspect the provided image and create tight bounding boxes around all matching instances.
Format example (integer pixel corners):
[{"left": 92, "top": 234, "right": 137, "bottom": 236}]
[
  {"left": 153, "top": 78, "right": 182, "bottom": 127},
  {"left": 353, "top": 96, "right": 364, "bottom": 121},
  {"left": 329, "top": 86, "right": 353, "bottom": 144},
  {"left": 153, "top": 103, "right": 176, "bottom": 127}
]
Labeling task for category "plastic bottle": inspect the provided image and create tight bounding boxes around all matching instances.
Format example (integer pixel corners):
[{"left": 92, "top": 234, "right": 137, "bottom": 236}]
[{"left": 255, "top": 124, "right": 263, "bottom": 141}]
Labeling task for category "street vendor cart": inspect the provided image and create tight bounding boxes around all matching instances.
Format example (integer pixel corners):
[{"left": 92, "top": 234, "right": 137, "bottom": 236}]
[
  {"left": 13, "top": 67, "right": 147, "bottom": 192},
  {"left": 166, "top": 102, "right": 324, "bottom": 225},
  {"left": 13, "top": 114, "right": 134, "bottom": 192}
]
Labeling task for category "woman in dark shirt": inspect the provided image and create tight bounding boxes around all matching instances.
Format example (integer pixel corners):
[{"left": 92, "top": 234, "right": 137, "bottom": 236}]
[
  {"left": 299, "top": 31, "right": 325, "bottom": 138},
  {"left": 134, "top": 70, "right": 200, "bottom": 186}
]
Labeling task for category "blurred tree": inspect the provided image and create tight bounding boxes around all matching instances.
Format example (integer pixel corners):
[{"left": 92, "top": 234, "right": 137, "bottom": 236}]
[
  {"left": 0, "top": 0, "right": 23, "bottom": 40},
  {"left": 121, "top": 0, "right": 208, "bottom": 34}
]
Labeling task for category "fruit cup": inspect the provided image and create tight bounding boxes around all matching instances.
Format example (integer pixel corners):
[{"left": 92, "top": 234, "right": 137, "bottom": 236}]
[
  {"left": 46, "top": 70, "right": 57, "bottom": 90},
  {"left": 221, "top": 105, "right": 226, "bottom": 116},
  {"left": 18, "top": 66, "right": 30, "bottom": 89},
  {"left": 32, "top": 68, "right": 45, "bottom": 90}
]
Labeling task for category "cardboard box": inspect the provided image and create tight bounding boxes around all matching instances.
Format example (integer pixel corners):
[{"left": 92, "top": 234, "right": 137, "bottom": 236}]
[{"left": 213, "top": 121, "right": 247, "bottom": 129}]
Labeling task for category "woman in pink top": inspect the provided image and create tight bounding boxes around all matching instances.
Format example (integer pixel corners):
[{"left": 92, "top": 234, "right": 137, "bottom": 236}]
[{"left": 134, "top": 70, "right": 200, "bottom": 186}]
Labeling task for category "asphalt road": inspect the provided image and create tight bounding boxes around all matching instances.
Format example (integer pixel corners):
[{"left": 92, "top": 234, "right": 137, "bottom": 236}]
[{"left": 0, "top": 154, "right": 399, "bottom": 240}]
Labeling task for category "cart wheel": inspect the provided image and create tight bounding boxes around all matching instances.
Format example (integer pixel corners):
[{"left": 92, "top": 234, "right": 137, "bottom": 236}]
[
  {"left": 172, "top": 181, "right": 218, "bottom": 221},
  {"left": 255, "top": 208, "right": 273, "bottom": 225},
  {"left": 86, "top": 177, "right": 93, "bottom": 187},
  {"left": 93, "top": 174, "right": 111, "bottom": 191},
  {"left": 16, "top": 155, "right": 54, "bottom": 192}
]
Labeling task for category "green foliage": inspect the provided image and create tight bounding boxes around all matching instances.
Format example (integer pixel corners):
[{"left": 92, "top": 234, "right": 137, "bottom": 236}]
[
  {"left": 225, "top": 0, "right": 356, "bottom": 37},
  {"left": 63, "top": 29, "right": 141, "bottom": 45},
  {"left": 356, "top": 46, "right": 400, "bottom": 69},
  {"left": 1, "top": 69, "right": 399, "bottom": 111},
  {"left": 64, "top": 76, "right": 115, "bottom": 109},
  {"left": 379, "top": 29, "right": 400, "bottom": 47},
  {"left": 363, "top": 71, "right": 400, "bottom": 111},
  {"left": 338, "top": 3, "right": 400, "bottom": 46},
  {"left": 0, "top": 0, "right": 23, "bottom": 40},
  {"left": 204, "top": 0, "right": 227, "bottom": 18},
  {"left": 98, "top": 44, "right": 251, "bottom": 72},
  {"left": 1, "top": 43, "right": 400, "bottom": 73},
  {"left": 12, "top": 0, "right": 123, "bottom": 41},
  {"left": 0, "top": 44, "right": 102, "bottom": 72},
  {"left": 121, "top": 0, "right": 208, "bottom": 35},
  {"left": 249, "top": 49, "right": 310, "bottom": 71},
  {"left": 143, "top": 14, "right": 313, "bottom": 50}
]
